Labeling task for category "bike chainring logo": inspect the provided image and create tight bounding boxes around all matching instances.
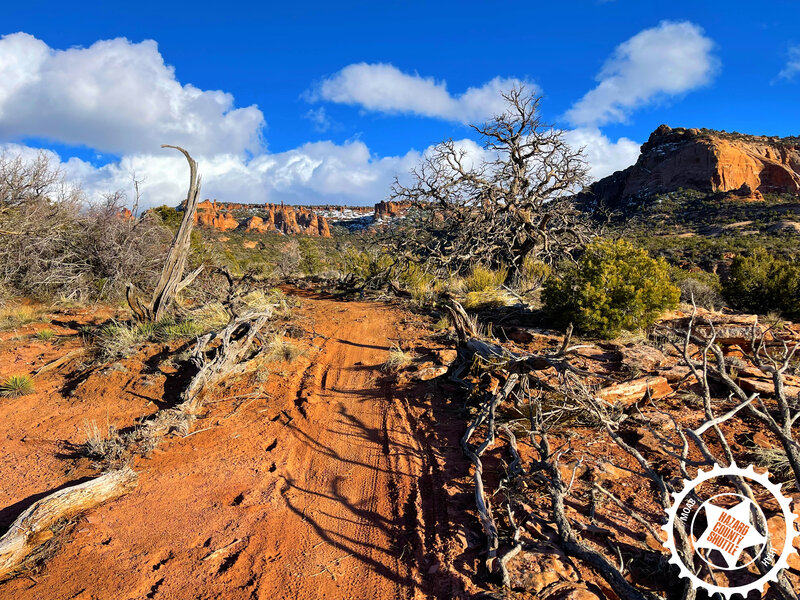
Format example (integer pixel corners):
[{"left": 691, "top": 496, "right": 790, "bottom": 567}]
[{"left": 663, "top": 463, "right": 799, "bottom": 599}]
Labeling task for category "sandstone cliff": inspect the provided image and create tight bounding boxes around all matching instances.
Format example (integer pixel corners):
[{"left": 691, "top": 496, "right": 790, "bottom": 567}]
[{"left": 587, "top": 125, "right": 800, "bottom": 207}]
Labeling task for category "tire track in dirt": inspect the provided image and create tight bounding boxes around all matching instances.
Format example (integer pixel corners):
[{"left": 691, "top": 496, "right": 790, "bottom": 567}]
[{"left": 0, "top": 292, "right": 455, "bottom": 600}]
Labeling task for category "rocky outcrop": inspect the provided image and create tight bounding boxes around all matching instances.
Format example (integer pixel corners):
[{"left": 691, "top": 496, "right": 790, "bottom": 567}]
[
  {"left": 587, "top": 125, "right": 800, "bottom": 208},
  {"left": 192, "top": 200, "right": 331, "bottom": 237},
  {"left": 374, "top": 200, "right": 412, "bottom": 220}
]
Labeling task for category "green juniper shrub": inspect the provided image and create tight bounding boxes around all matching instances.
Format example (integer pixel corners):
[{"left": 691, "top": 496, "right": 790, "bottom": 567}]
[
  {"left": 542, "top": 238, "right": 680, "bottom": 338},
  {"left": 723, "top": 248, "right": 800, "bottom": 320}
]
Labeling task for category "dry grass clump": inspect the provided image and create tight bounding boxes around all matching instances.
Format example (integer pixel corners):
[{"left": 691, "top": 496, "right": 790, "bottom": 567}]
[
  {"left": 464, "top": 265, "right": 508, "bottom": 293},
  {"left": 97, "top": 320, "right": 155, "bottom": 358},
  {"left": 750, "top": 445, "right": 793, "bottom": 481},
  {"left": 97, "top": 316, "right": 207, "bottom": 359},
  {"left": 35, "top": 328, "right": 55, "bottom": 341},
  {"left": 458, "top": 265, "right": 516, "bottom": 310},
  {"left": 191, "top": 301, "right": 230, "bottom": 330},
  {"left": 0, "top": 304, "right": 45, "bottom": 330},
  {"left": 461, "top": 289, "right": 516, "bottom": 311},
  {"left": 432, "top": 314, "right": 451, "bottom": 331},
  {"left": 383, "top": 344, "right": 415, "bottom": 372},
  {"left": 153, "top": 319, "right": 203, "bottom": 342},
  {"left": 83, "top": 409, "right": 196, "bottom": 467},
  {"left": 264, "top": 333, "right": 304, "bottom": 362},
  {"left": 0, "top": 374, "right": 35, "bottom": 398}
]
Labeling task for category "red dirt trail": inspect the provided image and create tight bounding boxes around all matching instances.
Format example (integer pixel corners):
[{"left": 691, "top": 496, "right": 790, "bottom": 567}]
[{"left": 0, "top": 293, "right": 467, "bottom": 600}]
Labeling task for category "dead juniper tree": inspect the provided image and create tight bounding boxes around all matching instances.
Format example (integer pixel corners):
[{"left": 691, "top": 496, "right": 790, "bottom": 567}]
[
  {"left": 126, "top": 145, "right": 204, "bottom": 321},
  {"left": 446, "top": 300, "right": 800, "bottom": 599},
  {"left": 383, "top": 86, "right": 593, "bottom": 278}
]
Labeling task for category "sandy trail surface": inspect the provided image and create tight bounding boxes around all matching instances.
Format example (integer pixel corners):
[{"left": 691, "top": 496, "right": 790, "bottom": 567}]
[{"left": 1, "top": 293, "right": 466, "bottom": 600}]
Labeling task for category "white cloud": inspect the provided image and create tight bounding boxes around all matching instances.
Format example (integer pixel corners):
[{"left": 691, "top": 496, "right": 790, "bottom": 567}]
[
  {"left": 0, "top": 33, "right": 264, "bottom": 156},
  {"left": 777, "top": 44, "right": 800, "bottom": 81},
  {"left": 564, "top": 128, "right": 640, "bottom": 181},
  {"left": 565, "top": 21, "right": 717, "bottom": 127},
  {"left": 1, "top": 140, "right": 427, "bottom": 208},
  {"left": 311, "top": 63, "right": 535, "bottom": 124},
  {"left": 304, "top": 107, "right": 333, "bottom": 132},
  {"left": 0, "top": 31, "right": 646, "bottom": 208}
]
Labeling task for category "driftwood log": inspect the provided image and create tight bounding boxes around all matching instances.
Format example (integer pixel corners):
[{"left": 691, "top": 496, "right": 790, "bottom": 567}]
[{"left": 0, "top": 468, "right": 137, "bottom": 580}]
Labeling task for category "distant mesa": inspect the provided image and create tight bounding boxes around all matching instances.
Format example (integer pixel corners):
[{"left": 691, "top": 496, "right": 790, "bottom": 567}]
[
  {"left": 586, "top": 125, "right": 800, "bottom": 207},
  {"left": 183, "top": 199, "right": 413, "bottom": 237}
]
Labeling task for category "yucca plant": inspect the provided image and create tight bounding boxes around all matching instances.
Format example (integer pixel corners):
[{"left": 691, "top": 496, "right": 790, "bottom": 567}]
[
  {"left": 0, "top": 374, "right": 35, "bottom": 398},
  {"left": 35, "top": 329, "right": 55, "bottom": 341}
]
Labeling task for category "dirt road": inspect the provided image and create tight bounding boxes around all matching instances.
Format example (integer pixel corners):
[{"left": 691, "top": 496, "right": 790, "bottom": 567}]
[{"left": 1, "top": 293, "right": 466, "bottom": 600}]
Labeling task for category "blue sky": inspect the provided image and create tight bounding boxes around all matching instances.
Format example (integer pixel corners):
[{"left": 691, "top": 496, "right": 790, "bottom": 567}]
[{"left": 1, "top": 0, "right": 798, "bottom": 206}]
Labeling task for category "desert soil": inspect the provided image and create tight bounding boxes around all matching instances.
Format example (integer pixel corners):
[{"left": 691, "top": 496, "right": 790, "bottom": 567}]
[{"left": 0, "top": 293, "right": 472, "bottom": 600}]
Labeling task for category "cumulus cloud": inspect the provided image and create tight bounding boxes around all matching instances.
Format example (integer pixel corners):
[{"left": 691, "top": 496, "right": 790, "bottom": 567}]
[
  {"left": 311, "top": 63, "right": 535, "bottom": 124},
  {"left": 0, "top": 31, "right": 646, "bottom": 209},
  {"left": 565, "top": 21, "right": 717, "bottom": 127},
  {"left": 777, "top": 44, "right": 800, "bottom": 82},
  {"left": 1, "top": 140, "right": 428, "bottom": 207},
  {"left": 0, "top": 33, "right": 264, "bottom": 156},
  {"left": 564, "top": 128, "right": 640, "bottom": 181}
]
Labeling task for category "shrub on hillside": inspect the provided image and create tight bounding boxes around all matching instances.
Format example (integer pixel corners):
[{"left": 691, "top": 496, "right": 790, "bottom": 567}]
[
  {"left": 542, "top": 238, "right": 680, "bottom": 338},
  {"left": 669, "top": 268, "right": 725, "bottom": 310},
  {"left": 723, "top": 248, "right": 800, "bottom": 319}
]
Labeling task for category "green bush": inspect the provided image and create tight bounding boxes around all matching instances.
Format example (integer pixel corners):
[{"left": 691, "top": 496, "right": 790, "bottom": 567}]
[
  {"left": 150, "top": 205, "right": 184, "bottom": 230},
  {"left": 542, "top": 238, "right": 680, "bottom": 338},
  {"left": 723, "top": 248, "right": 800, "bottom": 319}
]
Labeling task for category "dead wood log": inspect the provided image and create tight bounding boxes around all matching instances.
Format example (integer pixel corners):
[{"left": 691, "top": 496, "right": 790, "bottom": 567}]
[
  {"left": 33, "top": 348, "right": 87, "bottom": 375},
  {"left": 461, "top": 375, "right": 518, "bottom": 576},
  {"left": 127, "top": 145, "right": 203, "bottom": 321},
  {"left": 180, "top": 310, "right": 272, "bottom": 413},
  {"left": 0, "top": 468, "right": 137, "bottom": 580}
]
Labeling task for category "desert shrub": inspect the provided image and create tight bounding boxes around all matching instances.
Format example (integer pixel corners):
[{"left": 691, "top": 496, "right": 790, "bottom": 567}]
[
  {"left": 342, "top": 247, "right": 398, "bottom": 288},
  {"left": 518, "top": 256, "right": 551, "bottom": 292},
  {"left": 298, "top": 237, "right": 324, "bottom": 276},
  {"left": 723, "top": 248, "right": 800, "bottom": 319},
  {"left": 35, "top": 328, "right": 55, "bottom": 341},
  {"left": 670, "top": 268, "right": 725, "bottom": 310},
  {"left": 0, "top": 374, "right": 35, "bottom": 397},
  {"left": 0, "top": 152, "right": 175, "bottom": 302},
  {"left": 150, "top": 205, "right": 183, "bottom": 230},
  {"left": 272, "top": 239, "right": 301, "bottom": 278},
  {"left": 543, "top": 238, "right": 680, "bottom": 338},
  {"left": 464, "top": 265, "right": 509, "bottom": 292}
]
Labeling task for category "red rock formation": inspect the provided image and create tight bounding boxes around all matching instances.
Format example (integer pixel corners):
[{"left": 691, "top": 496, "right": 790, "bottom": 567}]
[
  {"left": 244, "top": 216, "right": 271, "bottom": 233},
  {"left": 191, "top": 200, "right": 331, "bottom": 237},
  {"left": 374, "top": 200, "right": 412, "bottom": 219},
  {"left": 588, "top": 125, "right": 800, "bottom": 207}
]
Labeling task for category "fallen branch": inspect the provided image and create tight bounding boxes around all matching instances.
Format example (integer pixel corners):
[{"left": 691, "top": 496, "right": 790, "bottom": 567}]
[{"left": 0, "top": 468, "right": 137, "bottom": 580}]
